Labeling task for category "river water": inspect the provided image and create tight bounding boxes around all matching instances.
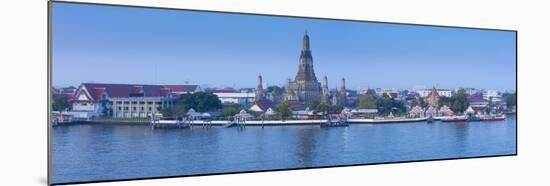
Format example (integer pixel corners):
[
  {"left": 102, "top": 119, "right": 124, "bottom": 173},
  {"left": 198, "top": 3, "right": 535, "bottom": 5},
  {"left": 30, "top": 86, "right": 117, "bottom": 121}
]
[{"left": 51, "top": 115, "right": 516, "bottom": 184}]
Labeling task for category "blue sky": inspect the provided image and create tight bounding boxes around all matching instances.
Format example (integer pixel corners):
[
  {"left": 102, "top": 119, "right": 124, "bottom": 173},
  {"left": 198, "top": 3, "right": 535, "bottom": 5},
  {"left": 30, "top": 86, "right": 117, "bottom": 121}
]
[{"left": 52, "top": 2, "right": 516, "bottom": 91}]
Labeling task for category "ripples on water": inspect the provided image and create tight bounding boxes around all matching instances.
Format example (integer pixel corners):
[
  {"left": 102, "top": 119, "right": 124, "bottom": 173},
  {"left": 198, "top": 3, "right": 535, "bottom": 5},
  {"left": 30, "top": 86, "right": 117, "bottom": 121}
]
[{"left": 52, "top": 115, "right": 516, "bottom": 184}]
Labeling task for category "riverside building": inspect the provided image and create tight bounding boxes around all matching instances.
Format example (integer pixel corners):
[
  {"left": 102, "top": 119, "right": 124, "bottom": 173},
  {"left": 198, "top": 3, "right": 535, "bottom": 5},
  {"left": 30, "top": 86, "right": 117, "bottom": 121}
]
[{"left": 71, "top": 83, "right": 200, "bottom": 119}]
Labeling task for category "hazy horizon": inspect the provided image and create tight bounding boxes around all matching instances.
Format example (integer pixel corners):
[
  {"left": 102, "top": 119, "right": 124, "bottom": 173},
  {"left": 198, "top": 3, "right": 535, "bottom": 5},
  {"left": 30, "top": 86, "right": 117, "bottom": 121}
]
[{"left": 52, "top": 2, "right": 516, "bottom": 92}]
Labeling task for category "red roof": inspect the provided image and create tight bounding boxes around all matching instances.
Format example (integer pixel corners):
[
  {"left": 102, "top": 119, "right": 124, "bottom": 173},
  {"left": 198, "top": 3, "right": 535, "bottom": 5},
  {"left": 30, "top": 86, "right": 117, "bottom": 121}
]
[
  {"left": 80, "top": 83, "right": 198, "bottom": 101},
  {"left": 91, "top": 87, "right": 106, "bottom": 101},
  {"left": 160, "top": 88, "right": 171, "bottom": 97},
  {"left": 468, "top": 96, "right": 487, "bottom": 103},
  {"left": 132, "top": 85, "right": 143, "bottom": 94},
  {"left": 287, "top": 101, "right": 306, "bottom": 111}
]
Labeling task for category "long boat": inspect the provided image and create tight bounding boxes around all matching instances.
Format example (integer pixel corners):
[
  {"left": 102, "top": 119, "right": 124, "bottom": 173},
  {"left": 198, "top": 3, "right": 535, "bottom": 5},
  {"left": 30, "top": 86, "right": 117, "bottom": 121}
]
[
  {"left": 347, "top": 117, "right": 428, "bottom": 124},
  {"left": 441, "top": 115, "right": 506, "bottom": 122},
  {"left": 480, "top": 115, "right": 506, "bottom": 121},
  {"left": 441, "top": 116, "right": 468, "bottom": 122},
  {"left": 320, "top": 117, "right": 349, "bottom": 127}
]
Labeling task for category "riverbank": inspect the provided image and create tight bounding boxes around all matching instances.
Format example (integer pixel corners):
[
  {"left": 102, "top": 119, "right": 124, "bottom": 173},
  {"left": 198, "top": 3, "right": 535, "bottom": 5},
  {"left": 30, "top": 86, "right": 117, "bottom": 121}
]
[
  {"left": 58, "top": 117, "right": 431, "bottom": 126},
  {"left": 55, "top": 115, "right": 512, "bottom": 127}
]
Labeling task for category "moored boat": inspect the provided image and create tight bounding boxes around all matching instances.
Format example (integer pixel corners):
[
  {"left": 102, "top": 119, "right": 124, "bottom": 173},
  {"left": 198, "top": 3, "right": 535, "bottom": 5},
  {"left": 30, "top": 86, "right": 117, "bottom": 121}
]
[
  {"left": 481, "top": 115, "right": 506, "bottom": 121},
  {"left": 427, "top": 116, "right": 434, "bottom": 123},
  {"left": 320, "top": 116, "right": 349, "bottom": 127},
  {"left": 348, "top": 117, "right": 428, "bottom": 124},
  {"left": 441, "top": 116, "right": 468, "bottom": 122}
]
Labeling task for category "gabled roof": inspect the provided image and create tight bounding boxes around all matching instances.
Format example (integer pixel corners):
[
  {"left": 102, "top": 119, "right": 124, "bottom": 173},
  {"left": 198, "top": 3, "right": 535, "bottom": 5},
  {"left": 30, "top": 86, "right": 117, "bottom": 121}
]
[
  {"left": 409, "top": 105, "right": 424, "bottom": 114},
  {"left": 287, "top": 101, "right": 306, "bottom": 111},
  {"left": 251, "top": 98, "right": 274, "bottom": 112},
  {"left": 78, "top": 83, "right": 199, "bottom": 101},
  {"left": 81, "top": 83, "right": 162, "bottom": 100},
  {"left": 91, "top": 87, "right": 106, "bottom": 101}
]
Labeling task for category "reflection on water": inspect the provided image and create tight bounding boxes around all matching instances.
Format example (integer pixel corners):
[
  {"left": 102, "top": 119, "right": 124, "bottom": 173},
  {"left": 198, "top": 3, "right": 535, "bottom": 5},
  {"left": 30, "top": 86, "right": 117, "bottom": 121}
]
[{"left": 52, "top": 116, "right": 516, "bottom": 184}]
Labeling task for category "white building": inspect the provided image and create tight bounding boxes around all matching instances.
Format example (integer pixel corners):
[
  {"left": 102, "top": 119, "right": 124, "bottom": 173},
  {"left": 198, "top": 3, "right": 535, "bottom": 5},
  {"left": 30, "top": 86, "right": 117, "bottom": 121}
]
[
  {"left": 111, "top": 96, "right": 173, "bottom": 118},
  {"left": 417, "top": 89, "right": 452, "bottom": 97},
  {"left": 70, "top": 83, "right": 198, "bottom": 119},
  {"left": 461, "top": 88, "right": 481, "bottom": 96},
  {"left": 375, "top": 88, "right": 398, "bottom": 97},
  {"left": 213, "top": 92, "right": 255, "bottom": 105},
  {"left": 483, "top": 90, "right": 501, "bottom": 100}
]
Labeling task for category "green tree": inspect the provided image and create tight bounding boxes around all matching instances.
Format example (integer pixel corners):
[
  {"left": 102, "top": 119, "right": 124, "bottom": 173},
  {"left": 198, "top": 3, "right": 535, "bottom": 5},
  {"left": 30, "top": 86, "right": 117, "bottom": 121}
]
[
  {"left": 358, "top": 95, "right": 377, "bottom": 109},
  {"left": 439, "top": 96, "right": 453, "bottom": 108},
  {"left": 312, "top": 102, "right": 329, "bottom": 118},
  {"left": 222, "top": 104, "right": 242, "bottom": 118},
  {"left": 309, "top": 100, "right": 320, "bottom": 110},
  {"left": 329, "top": 105, "right": 344, "bottom": 114},
  {"left": 375, "top": 94, "right": 406, "bottom": 115},
  {"left": 391, "top": 99, "right": 406, "bottom": 114},
  {"left": 160, "top": 107, "right": 175, "bottom": 117},
  {"left": 266, "top": 86, "right": 284, "bottom": 96},
  {"left": 175, "top": 92, "right": 222, "bottom": 113},
  {"left": 503, "top": 93, "right": 517, "bottom": 107},
  {"left": 275, "top": 102, "right": 292, "bottom": 120},
  {"left": 376, "top": 94, "right": 392, "bottom": 114},
  {"left": 102, "top": 107, "right": 113, "bottom": 117},
  {"left": 410, "top": 97, "right": 427, "bottom": 108},
  {"left": 418, "top": 97, "right": 427, "bottom": 108},
  {"left": 52, "top": 96, "right": 70, "bottom": 111},
  {"left": 450, "top": 88, "right": 469, "bottom": 114},
  {"left": 410, "top": 98, "right": 420, "bottom": 107}
]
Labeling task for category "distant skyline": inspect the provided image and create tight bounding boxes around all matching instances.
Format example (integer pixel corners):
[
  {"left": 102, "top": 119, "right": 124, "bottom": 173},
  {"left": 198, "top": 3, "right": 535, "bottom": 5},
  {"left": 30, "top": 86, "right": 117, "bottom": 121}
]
[{"left": 52, "top": 2, "right": 516, "bottom": 91}]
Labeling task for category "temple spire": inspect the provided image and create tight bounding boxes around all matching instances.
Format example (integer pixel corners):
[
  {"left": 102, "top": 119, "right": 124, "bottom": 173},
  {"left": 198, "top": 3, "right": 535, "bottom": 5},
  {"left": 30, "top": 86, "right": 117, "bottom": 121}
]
[
  {"left": 303, "top": 30, "right": 310, "bottom": 51},
  {"left": 322, "top": 75, "right": 329, "bottom": 103},
  {"left": 340, "top": 78, "right": 346, "bottom": 92},
  {"left": 431, "top": 85, "right": 438, "bottom": 96},
  {"left": 425, "top": 85, "right": 440, "bottom": 108},
  {"left": 255, "top": 74, "right": 263, "bottom": 101},
  {"left": 340, "top": 78, "right": 347, "bottom": 106}
]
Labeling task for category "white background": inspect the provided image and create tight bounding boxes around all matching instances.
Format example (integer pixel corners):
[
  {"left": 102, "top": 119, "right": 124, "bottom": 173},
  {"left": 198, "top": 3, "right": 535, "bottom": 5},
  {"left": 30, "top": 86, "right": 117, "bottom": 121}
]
[{"left": 0, "top": 0, "right": 548, "bottom": 185}]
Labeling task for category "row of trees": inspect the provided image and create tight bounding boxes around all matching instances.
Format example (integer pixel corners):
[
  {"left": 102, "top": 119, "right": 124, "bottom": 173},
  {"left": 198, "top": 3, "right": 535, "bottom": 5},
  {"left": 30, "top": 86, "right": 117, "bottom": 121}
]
[
  {"left": 357, "top": 94, "right": 406, "bottom": 115},
  {"left": 410, "top": 88, "right": 470, "bottom": 114},
  {"left": 355, "top": 88, "right": 475, "bottom": 115},
  {"left": 438, "top": 89, "right": 470, "bottom": 114},
  {"left": 502, "top": 93, "right": 517, "bottom": 108},
  {"left": 52, "top": 96, "right": 70, "bottom": 111},
  {"left": 161, "top": 92, "right": 222, "bottom": 117},
  {"left": 272, "top": 101, "right": 344, "bottom": 120}
]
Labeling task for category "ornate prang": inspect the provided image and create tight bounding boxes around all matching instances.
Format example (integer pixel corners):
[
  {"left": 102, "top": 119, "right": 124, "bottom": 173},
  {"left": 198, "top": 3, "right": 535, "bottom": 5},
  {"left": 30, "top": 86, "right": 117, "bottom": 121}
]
[
  {"left": 425, "top": 85, "right": 440, "bottom": 108},
  {"left": 322, "top": 75, "right": 329, "bottom": 104},
  {"left": 255, "top": 74, "right": 263, "bottom": 101},
  {"left": 340, "top": 78, "right": 347, "bottom": 106},
  {"left": 285, "top": 31, "right": 322, "bottom": 106}
]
